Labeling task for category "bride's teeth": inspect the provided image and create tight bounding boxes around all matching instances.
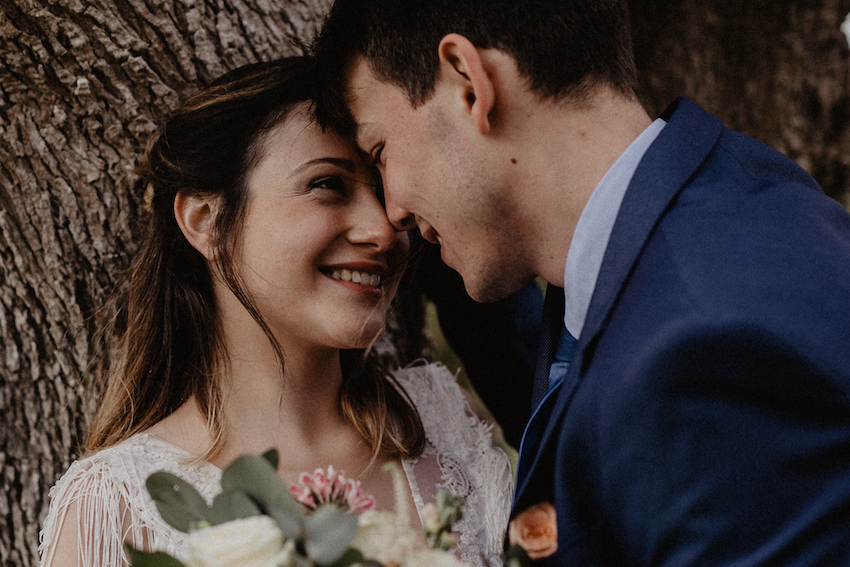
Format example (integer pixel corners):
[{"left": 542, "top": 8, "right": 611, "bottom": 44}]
[{"left": 329, "top": 269, "right": 382, "bottom": 286}]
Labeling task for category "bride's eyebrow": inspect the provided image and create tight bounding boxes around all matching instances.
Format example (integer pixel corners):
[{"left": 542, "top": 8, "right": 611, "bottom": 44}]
[{"left": 288, "top": 157, "right": 356, "bottom": 177}]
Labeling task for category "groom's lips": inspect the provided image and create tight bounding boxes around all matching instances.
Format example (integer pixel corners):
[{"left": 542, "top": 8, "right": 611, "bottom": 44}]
[
  {"left": 418, "top": 223, "right": 452, "bottom": 267},
  {"left": 420, "top": 225, "right": 440, "bottom": 245}
]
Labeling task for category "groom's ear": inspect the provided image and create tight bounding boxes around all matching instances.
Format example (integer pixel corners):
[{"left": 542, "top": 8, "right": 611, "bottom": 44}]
[{"left": 437, "top": 33, "right": 495, "bottom": 136}]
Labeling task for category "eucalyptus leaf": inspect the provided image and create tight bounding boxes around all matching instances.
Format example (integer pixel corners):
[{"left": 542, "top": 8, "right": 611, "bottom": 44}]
[
  {"left": 266, "top": 506, "right": 304, "bottom": 541},
  {"left": 220, "top": 454, "right": 304, "bottom": 538},
  {"left": 325, "top": 548, "right": 383, "bottom": 567},
  {"left": 304, "top": 506, "right": 359, "bottom": 565},
  {"left": 209, "top": 490, "right": 262, "bottom": 525},
  {"left": 261, "top": 448, "right": 279, "bottom": 470},
  {"left": 503, "top": 543, "right": 531, "bottom": 567},
  {"left": 126, "top": 544, "right": 188, "bottom": 567},
  {"left": 146, "top": 472, "right": 211, "bottom": 532}
]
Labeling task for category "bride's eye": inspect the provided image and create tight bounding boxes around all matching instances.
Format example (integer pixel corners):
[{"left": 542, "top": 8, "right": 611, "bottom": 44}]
[{"left": 309, "top": 175, "right": 348, "bottom": 194}]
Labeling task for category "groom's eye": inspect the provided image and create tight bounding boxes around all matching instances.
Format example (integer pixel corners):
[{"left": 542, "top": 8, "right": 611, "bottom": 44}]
[
  {"left": 374, "top": 175, "right": 385, "bottom": 207},
  {"left": 370, "top": 144, "right": 384, "bottom": 167}
]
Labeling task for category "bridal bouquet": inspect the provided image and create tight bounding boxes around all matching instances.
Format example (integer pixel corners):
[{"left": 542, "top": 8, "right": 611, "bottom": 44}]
[{"left": 127, "top": 450, "right": 471, "bottom": 567}]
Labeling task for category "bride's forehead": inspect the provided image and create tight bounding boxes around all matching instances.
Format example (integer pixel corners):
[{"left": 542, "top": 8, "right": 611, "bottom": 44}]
[{"left": 253, "top": 117, "right": 363, "bottom": 172}]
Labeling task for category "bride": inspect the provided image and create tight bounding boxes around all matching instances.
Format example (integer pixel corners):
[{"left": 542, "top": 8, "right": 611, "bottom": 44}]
[{"left": 39, "top": 56, "right": 511, "bottom": 567}]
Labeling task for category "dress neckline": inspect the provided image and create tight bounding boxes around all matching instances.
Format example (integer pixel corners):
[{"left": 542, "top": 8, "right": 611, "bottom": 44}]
[{"left": 132, "top": 431, "right": 224, "bottom": 473}]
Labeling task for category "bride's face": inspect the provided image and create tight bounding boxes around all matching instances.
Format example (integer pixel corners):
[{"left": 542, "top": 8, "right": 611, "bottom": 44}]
[{"left": 230, "top": 106, "right": 408, "bottom": 352}]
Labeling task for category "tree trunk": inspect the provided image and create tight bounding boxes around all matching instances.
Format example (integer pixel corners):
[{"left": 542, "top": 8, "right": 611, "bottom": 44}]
[
  {"left": 1, "top": 1, "right": 849, "bottom": 565},
  {"left": 631, "top": 0, "right": 850, "bottom": 207}
]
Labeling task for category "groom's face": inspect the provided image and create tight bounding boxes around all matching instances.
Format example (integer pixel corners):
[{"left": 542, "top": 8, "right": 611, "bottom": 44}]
[{"left": 346, "top": 57, "right": 531, "bottom": 302}]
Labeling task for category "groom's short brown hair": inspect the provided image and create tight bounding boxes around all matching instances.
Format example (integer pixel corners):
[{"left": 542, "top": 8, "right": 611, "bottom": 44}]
[{"left": 313, "top": 0, "right": 638, "bottom": 118}]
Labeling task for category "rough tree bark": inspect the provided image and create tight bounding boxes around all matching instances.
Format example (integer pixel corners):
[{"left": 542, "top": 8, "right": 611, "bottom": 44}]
[
  {"left": 631, "top": 0, "right": 850, "bottom": 207},
  {"left": 1, "top": 1, "right": 848, "bottom": 565}
]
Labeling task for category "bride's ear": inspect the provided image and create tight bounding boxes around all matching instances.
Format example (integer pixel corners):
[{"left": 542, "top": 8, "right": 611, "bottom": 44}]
[
  {"left": 437, "top": 33, "right": 496, "bottom": 136},
  {"left": 174, "top": 192, "right": 219, "bottom": 260}
]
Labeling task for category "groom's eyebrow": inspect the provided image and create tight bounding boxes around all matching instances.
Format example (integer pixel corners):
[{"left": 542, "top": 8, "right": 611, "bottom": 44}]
[
  {"left": 353, "top": 124, "right": 367, "bottom": 151},
  {"left": 354, "top": 121, "right": 378, "bottom": 151}
]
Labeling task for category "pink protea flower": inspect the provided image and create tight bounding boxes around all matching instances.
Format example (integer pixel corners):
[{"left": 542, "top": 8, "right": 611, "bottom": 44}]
[
  {"left": 289, "top": 466, "right": 375, "bottom": 514},
  {"left": 289, "top": 484, "right": 317, "bottom": 509}
]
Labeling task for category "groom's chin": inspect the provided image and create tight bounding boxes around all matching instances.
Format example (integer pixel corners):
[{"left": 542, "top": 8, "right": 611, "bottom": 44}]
[{"left": 463, "top": 275, "right": 528, "bottom": 304}]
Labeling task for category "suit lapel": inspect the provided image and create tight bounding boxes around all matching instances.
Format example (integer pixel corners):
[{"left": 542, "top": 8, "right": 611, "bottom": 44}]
[
  {"left": 515, "top": 366, "right": 579, "bottom": 505},
  {"left": 513, "top": 98, "right": 725, "bottom": 509}
]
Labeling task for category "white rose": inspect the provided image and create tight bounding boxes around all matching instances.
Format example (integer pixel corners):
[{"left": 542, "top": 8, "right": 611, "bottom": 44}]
[
  {"left": 351, "top": 510, "right": 421, "bottom": 566},
  {"left": 842, "top": 12, "right": 850, "bottom": 48},
  {"left": 402, "top": 548, "right": 471, "bottom": 567},
  {"left": 420, "top": 503, "right": 442, "bottom": 534},
  {"left": 185, "top": 516, "right": 295, "bottom": 567}
]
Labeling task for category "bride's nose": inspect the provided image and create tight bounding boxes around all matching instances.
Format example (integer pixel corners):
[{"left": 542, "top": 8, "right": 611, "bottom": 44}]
[{"left": 346, "top": 193, "right": 399, "bottom": 251}]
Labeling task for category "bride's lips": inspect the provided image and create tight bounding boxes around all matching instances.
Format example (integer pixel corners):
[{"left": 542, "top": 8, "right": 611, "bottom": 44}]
[
  {"left": 319, "top": 261, "right": 389, "bottom": 292},
  {"left": 327, "top": 268, "right": 382, "bottom": 287}
]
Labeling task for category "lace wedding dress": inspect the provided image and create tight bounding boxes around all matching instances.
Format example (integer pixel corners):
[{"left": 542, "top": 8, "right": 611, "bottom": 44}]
[{"left": 39, "top": 362, "right": 513, "bottom": 567}]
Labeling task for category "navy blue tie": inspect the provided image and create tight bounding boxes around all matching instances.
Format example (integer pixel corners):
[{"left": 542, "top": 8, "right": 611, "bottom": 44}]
[
  {"left": 531, "top": 284, "right": 566, "bottom": 408},
  {"left": 517, "top": 286, "right": 576, "bottom": 492},
  {"left": 547, "top": 324, "right": 577, "bottom": 393}
]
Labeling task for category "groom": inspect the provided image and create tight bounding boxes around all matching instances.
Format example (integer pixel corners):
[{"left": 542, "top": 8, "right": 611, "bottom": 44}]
[{"left": 313, "top": 0, "right": 850, "bottom": 564}]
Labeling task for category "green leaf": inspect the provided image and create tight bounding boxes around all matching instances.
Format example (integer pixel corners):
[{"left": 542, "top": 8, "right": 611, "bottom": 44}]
[
  {"left": 304, "top": 505, "right": 359, "bottom": 565},
  {"left": 209, "top": 490, "right": 262, "bottom": 524},
  {"left": 220, "top": 454, "right": 304, "bottom": 539},
  {"left": 503, "top": 543, "right": 531, "bottom": 567},
  {"left": 325, "top": 548, "right": 364, "bottom": 567},
  {"left": 146, "top": 472, "right": 211, "bottom": 532},
  {"left": 325, "top": 548, "right": 382, "bottom": 567},
  {"left": 126, "top": 544, "right": 188, "bottom": 567},
  {"left": 436, "top": 489, "right": 464, "bottom": 526},
  {"left": 261, "top": 448, "right": 279, "bottom": 470}
]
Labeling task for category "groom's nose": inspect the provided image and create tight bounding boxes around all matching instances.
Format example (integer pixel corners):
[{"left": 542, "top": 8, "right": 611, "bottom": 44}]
[{"left": 385, "top": 201, "right": 417, "bottom": 232}]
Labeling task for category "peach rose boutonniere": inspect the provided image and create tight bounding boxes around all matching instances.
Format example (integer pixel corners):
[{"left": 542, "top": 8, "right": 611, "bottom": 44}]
[{"left": 504, "top": 502, "right": 558, "bottom": 566}]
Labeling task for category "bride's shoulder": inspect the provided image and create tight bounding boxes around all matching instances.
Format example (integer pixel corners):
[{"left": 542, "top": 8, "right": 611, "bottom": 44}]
[
  {"left": 40, "top": 434, "right": 203, "bottom": 565},
  {"left": 49, "top": 434, "right": 166, "bottom": 496},
  {"left": 49, "top": 433, "right": 211, "bottom": 501}
]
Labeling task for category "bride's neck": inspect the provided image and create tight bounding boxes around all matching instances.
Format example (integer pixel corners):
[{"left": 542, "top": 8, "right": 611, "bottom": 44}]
[
  {"left": 148, "top": 337, "right": 364, "bottom": 469},
  {"left": 216, "top": 340, "right": 355, "bottom": 454}
]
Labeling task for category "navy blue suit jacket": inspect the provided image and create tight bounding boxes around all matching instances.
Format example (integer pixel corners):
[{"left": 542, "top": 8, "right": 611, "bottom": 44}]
[{"left": 513, "top": 98, "right": 850, "bottom": 566}]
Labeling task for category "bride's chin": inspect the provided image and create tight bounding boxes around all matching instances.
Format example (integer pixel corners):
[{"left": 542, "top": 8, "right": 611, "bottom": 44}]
[
  {"left": 334, "top": 323, "right": 387, "bottom": 351},
  {"left": 353, "top": 330, "right": 385, "bottom": 350}
]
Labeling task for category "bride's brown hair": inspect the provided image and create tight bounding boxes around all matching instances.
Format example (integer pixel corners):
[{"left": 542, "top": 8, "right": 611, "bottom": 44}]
[{"left": 86, "top": 57, "right": 425, "bottom": 462}]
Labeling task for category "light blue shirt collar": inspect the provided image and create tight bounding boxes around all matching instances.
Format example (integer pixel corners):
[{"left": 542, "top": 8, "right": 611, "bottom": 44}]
[{"left": 563, "top": 118, "right": 666, "bottom": 339}]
